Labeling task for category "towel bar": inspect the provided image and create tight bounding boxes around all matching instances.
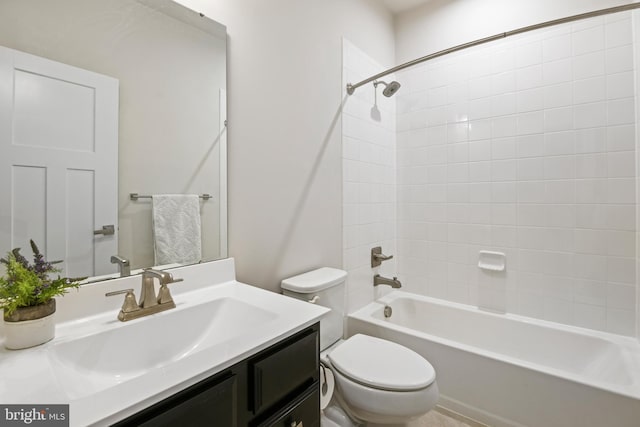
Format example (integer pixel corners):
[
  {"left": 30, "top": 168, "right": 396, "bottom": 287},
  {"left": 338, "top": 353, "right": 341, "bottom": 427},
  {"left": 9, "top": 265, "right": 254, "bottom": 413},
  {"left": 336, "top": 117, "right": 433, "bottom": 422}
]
[{"left": 130, "top": 193, "right": 212, "bottom": 201}]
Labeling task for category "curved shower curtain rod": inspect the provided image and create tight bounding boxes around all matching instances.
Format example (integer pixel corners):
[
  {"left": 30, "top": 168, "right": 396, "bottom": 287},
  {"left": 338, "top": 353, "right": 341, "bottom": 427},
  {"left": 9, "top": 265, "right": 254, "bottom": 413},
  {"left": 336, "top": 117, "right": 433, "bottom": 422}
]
[{"left": 346, "top": 2, "right": 640, "bottom": 95}]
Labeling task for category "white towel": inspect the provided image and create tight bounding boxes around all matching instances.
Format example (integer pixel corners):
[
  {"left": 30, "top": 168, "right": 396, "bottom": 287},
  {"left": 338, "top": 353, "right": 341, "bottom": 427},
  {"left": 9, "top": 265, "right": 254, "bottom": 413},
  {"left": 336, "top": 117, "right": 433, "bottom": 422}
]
[{"left": 152, "top": 194, "right": 202, "bottom": 265}]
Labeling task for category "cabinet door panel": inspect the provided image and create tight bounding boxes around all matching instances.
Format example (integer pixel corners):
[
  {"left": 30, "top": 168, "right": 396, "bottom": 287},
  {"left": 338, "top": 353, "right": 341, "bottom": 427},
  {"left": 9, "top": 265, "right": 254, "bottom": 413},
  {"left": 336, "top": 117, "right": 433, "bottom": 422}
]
[
  {"left": 255, "top": 385, "right": 319, "bottom": 427},
  {"left": 251, "top": 329, "right": 318, "bottom": 413},
  {"left": 114, "top": 373, "right": 237, "bottom": 427}
]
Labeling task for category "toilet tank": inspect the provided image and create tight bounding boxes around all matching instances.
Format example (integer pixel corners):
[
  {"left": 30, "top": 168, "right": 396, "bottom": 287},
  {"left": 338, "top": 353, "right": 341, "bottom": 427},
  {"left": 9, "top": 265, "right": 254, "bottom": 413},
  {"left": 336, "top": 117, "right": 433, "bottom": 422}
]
[{"left": 281, "top": 267, "right": 347, "bottom": 351}]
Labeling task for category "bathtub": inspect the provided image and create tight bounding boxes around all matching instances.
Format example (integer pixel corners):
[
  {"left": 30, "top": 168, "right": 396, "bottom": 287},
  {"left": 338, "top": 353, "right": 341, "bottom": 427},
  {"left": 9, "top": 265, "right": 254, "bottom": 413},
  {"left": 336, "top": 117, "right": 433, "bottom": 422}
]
[{"left": 347, "top": 291, "right": 640, "bottom": 427}]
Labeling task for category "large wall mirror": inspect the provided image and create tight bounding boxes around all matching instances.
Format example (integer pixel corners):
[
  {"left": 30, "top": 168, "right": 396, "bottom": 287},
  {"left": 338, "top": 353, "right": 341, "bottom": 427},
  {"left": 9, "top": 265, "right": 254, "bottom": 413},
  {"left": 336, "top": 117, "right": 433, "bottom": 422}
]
[{"left": 0, "top": 0, "right": 227, "bottom": 283}]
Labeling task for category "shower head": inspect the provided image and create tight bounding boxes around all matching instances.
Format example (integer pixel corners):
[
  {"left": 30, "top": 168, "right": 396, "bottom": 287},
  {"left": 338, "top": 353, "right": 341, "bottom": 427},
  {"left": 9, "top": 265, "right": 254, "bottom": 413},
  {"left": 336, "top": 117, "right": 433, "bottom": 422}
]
[{"left": 374, "top": 80, "right": 401, "bottom": 97}]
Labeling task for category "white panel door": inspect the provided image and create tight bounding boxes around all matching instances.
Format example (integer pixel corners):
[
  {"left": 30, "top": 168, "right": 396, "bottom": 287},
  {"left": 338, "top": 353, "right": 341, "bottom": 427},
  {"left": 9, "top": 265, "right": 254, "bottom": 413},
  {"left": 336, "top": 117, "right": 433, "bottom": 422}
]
[{"left": 0, "top": 46, "right": 119, "bottom": 278}]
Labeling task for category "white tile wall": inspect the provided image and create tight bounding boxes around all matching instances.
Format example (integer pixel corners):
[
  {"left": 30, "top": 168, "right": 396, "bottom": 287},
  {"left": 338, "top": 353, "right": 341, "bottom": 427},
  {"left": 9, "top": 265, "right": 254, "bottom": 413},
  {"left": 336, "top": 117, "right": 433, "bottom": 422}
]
[
  {"left": 633, "top": 11, "right": 640, "bottom": 342},
  {"left": 395, "top": 14, "right": 637, "bottom": 336},
  {"left": 342, "top": 39, "right": 397, "bottom": 313}
]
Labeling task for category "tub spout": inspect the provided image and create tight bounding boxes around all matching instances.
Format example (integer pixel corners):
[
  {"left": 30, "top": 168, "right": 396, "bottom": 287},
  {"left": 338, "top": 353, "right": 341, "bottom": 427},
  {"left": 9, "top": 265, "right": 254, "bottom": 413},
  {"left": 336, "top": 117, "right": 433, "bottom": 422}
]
[{"left": 373, "top": 274, "right": 402, "bottom": 288}]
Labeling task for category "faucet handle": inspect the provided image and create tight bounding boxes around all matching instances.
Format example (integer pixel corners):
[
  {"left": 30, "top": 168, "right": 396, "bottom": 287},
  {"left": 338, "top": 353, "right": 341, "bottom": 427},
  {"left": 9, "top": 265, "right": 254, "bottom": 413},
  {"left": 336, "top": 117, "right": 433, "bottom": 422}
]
[
  {"left": 105, "top": 288, "right": 133, "bottom": 297},
  {"left": 371, "top": 246, "right": 394, "bottom": 267},
  {"left": 143, "top": 268, "right": 183, "bottom": 284},
  {"left": 106, "top": 289, "right": 139, "bottom": 315},
  {"left": 157, "top": 279, "right": 182, "bottom": 305}
]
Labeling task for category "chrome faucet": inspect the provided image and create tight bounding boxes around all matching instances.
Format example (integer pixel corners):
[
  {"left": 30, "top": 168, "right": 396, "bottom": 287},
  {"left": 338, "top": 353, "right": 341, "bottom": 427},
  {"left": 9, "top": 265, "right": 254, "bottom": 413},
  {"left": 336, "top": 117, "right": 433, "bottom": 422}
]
[
  {"left": 373, "top": 274, "right": 402, "bottom": 288},
  {"left": 110, "top": 255, "right": 131, "bottom": 277},
  {"left": 105, "top": 269, "right": 183, "bottom": 321}
]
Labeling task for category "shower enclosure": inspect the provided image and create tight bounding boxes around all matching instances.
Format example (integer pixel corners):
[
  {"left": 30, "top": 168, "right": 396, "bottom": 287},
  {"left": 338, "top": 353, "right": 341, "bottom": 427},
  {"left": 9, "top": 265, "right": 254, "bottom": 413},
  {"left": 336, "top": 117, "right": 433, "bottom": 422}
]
[{"left": 342, "top": 5, "right": 640, "bottom": 338}]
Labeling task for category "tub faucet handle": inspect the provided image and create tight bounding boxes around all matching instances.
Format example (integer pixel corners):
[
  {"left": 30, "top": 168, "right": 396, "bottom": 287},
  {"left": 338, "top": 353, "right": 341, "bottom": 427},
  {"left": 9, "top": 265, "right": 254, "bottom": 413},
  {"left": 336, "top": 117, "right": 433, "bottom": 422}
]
[{"left": 371, "top": 246, "right": 394, "bottom": 267}]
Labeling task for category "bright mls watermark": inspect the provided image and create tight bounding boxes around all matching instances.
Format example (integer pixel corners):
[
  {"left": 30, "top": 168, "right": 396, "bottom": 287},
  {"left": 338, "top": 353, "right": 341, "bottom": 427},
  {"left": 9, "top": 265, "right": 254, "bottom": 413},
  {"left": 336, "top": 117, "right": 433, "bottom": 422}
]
[{"left": 0, "top": 405, "right": 69, "bottom": 426}]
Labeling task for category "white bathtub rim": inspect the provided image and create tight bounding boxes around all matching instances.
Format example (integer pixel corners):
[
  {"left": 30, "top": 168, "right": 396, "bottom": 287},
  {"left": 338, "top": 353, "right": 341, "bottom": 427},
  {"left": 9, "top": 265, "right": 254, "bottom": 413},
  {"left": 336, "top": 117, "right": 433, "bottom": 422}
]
[
  {"left": 373, "top": 291, "right": 640, "bottom": 347},
  {"left": 349, "top": 291, "right": 640, "bottom": 401}
]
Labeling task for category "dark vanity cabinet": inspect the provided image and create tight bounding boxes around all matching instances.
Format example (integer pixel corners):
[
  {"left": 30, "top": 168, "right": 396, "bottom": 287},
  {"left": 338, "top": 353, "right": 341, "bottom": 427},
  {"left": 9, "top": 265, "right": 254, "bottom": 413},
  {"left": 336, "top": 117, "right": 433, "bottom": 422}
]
[
  {"left": 120, "top": 373, "right": 239, "bottom": 427},
  {"left": 113, "top": 323, "right": 320, "bottom": 427}
]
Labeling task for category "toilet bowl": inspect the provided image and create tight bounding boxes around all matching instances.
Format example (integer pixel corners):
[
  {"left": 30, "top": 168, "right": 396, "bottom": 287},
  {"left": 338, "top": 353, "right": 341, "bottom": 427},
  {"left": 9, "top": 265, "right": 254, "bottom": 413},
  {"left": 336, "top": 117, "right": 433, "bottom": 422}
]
[
  {"left": 323, "top": 334, "right": 439, "bottom": 424},
  {"left": 281, "top": 268, "right": 439, "bottom": 425}
]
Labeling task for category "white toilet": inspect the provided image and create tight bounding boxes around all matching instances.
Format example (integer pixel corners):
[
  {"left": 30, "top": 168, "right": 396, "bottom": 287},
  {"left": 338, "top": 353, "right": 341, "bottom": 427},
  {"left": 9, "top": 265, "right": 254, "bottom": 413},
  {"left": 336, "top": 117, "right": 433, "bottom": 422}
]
[{"left": 281, "top": 267, "right": 439, "bottom": 426}]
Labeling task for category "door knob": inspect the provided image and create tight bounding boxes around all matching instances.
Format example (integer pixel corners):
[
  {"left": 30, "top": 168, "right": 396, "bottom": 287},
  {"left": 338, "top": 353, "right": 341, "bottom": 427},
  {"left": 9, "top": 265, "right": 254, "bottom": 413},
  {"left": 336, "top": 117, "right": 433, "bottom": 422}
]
[{"left": 94, "top": 225, "right": 115, "bottom": 236}]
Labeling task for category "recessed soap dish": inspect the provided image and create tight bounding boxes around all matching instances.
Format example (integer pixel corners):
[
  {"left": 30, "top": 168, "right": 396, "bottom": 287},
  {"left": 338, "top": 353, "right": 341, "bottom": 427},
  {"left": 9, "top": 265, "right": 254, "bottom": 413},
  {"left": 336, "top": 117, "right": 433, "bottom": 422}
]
[{"left": 478, "top": 251, "right": 506, "bottom": 272}]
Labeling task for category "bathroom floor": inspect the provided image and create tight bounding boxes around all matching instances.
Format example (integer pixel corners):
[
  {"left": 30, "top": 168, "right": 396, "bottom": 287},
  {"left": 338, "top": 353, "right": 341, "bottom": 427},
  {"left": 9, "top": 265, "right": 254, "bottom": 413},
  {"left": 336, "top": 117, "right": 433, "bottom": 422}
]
[
  {"left": 326, "top": 406, "right": 486, "bottom": 427},
  {"left": 364, "top": 408, "right": 482, "bottom": 427},
  {"left": 406, "top": 408, "right": 485, "bottom": 427}
]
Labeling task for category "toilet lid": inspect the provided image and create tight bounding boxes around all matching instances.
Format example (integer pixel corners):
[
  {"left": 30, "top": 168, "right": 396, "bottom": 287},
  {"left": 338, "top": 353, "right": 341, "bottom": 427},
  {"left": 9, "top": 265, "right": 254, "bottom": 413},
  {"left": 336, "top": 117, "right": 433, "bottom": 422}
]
[{"left": 328, "top": 334, "right": 436, "bottom": 391}]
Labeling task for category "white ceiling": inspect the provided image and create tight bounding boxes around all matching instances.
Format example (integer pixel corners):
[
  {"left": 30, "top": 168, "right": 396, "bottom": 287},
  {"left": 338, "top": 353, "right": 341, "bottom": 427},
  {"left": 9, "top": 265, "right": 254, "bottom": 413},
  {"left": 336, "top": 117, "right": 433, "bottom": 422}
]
[{"left": 377, "top": 0, "right": 433, "bottom": 14}]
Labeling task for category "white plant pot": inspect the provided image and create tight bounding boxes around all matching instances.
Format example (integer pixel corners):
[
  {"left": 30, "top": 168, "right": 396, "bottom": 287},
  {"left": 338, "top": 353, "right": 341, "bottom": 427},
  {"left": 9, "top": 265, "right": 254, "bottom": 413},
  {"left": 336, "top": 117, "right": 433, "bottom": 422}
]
[
  {"left": 3, "top": 300, "right": 56, "bottom": 350},
  {"left": 4, "top": 312, "right": 55, "bottom": 350}
]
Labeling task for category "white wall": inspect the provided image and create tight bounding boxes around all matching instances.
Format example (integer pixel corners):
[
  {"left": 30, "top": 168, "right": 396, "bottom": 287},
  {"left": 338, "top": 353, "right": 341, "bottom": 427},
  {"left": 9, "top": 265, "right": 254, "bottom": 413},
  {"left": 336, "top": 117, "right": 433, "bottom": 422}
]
[
  {"left": 395, "top": 0, "right": 637, "bottom": 63},
  {"left": 634, "top": 12, "right": 640, "bottom": 342},
  {"left": 175, "top": 0, "right": 395, "bottom": 292}
]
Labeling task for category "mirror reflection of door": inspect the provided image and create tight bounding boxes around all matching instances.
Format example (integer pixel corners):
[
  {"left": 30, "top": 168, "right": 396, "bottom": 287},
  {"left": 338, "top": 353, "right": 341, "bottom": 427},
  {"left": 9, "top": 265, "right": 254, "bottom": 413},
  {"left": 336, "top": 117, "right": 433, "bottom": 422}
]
[{"left": 0, "top": 46, "right": 118, "bottom": 278}]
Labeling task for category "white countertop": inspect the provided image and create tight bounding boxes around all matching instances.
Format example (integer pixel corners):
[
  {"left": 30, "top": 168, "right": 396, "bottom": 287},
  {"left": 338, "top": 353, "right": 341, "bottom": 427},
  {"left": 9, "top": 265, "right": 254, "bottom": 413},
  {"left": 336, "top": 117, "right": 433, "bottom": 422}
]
[{"left": 0, "top": 259, "right": 328, "bottom": 426}]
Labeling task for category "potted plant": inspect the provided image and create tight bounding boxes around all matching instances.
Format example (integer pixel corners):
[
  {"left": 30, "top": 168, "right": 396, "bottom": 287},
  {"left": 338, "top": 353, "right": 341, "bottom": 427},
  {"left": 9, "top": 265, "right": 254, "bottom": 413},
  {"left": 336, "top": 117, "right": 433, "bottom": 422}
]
[{"left": 0, "top": 240, "right": 82, "bottom": 350}]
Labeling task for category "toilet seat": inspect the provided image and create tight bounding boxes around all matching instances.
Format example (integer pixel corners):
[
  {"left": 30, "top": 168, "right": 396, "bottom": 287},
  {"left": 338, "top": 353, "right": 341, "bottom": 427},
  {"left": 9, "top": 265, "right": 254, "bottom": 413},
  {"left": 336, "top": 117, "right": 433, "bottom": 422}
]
[
  {"left": 330, "top": 366, "right": 440, "bottom": 423},
  {"left": 328, "top": 334, "right": 436, "bottom": 391}
]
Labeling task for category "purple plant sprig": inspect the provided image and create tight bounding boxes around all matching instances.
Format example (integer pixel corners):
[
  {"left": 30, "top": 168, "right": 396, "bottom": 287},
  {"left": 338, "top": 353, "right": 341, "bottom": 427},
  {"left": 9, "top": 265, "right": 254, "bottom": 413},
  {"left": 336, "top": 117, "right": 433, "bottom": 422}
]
[
  {"left": 29, "top": 240, "right": 59, "bottom": 281},
  {"left": 1, "top": 241, "right": 84, "bottom": 314},
  {"left": 1, "top": 240, "right": 67, "bottom": 299},
  {"left": 0, "top": 248, "right": 30, "bottom": 271}
]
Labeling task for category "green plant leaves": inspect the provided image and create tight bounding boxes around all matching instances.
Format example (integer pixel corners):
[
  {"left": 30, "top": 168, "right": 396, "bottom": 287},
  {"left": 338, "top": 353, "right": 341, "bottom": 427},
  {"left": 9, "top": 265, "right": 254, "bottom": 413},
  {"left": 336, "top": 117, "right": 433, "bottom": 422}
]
[{"left": 0, "top": 245, "right": 81, "bottom": 316}]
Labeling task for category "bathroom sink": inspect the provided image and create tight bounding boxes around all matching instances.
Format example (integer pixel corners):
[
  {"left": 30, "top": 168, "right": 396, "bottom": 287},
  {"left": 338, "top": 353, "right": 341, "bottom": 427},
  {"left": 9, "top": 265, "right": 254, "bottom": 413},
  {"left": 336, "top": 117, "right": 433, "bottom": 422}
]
[{"left": 48, "top": 296, "right": 278, "bottom": 399}]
